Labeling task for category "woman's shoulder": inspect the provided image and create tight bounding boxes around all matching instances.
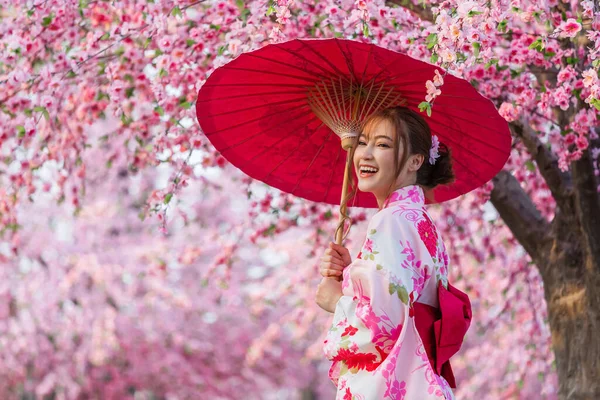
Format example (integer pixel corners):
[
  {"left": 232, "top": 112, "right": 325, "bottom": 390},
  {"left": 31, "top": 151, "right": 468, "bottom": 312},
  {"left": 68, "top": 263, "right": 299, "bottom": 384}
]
[{"left": 370, "top": 205, "right": 430, "bottom": 231}]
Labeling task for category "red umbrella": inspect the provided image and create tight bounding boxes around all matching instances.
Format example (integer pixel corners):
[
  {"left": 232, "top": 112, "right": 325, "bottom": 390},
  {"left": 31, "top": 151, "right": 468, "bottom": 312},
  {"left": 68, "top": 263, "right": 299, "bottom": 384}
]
[{"left": 196, "top": 38, "right": 510, "bottom": 243}]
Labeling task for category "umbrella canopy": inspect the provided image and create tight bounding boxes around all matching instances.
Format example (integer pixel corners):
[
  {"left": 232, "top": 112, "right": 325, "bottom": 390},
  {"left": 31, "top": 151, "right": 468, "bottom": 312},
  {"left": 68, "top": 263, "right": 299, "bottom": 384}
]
[{"left": 196, "top": 38, "right": 511, "bottom": 208}]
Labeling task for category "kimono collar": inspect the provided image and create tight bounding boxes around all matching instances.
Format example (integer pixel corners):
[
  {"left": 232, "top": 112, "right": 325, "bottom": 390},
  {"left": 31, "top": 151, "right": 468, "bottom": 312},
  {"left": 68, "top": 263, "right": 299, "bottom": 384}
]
[{"left": 382, "top": 184, "right": 425, "bottom": 209}]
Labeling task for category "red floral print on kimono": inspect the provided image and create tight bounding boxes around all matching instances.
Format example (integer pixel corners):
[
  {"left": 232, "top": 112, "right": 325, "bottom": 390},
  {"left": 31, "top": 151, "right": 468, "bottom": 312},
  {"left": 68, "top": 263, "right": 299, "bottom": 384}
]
[{"left": 323, "top": 185, "right": 465, "bottom": 400}]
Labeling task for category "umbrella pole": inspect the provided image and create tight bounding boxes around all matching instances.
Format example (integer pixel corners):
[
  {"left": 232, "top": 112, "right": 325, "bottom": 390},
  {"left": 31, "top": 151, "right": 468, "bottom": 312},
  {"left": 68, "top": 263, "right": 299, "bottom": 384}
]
[{"left": 335, "top": 145, "right": 352, "bottom": 246}]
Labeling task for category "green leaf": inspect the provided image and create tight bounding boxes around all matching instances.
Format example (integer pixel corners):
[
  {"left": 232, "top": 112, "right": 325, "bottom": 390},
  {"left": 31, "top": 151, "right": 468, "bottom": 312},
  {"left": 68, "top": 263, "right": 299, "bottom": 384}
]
[
  {"left": 525, "top": 160, "right": 536, "bottom": 172},
  {"left": 100, "top": 33, "right": 110, "bottom": 40},
  {"left": 472, "top": 42, "right": 480, "bottom": 57},
  {"left": 430, "top": 53, "right": 439, "bottom": 64},
  {"left": 96, "top": 91, "right": 109, "bottom": 101},
  {"left": 339, "top": 362, "right": 348, "bottom": 376},
  {"left": 397, "top": 286, "right": 409, "bottom": 304},
  {"left": 418, "top": 101, "right": 432, "bottom": 116},
  {"left": 41, "top": 14, "right": 54, "bottom": 27},
  {"left": 164, "top": 193, "right": 173, "bottom": 204},
  {"left": 125, "top": 87, "right": 135, "bottom": 98},
  {"left": 484, "top": 58, "right": 499, "bottom": 69},
  {"left": 369, "top": 229, "right": 377, "bottom": 234},
  {"left": 121, "top": 113, "right": 133, "bottom": 126},
  {"left": 266, "top": 2, "right": 276, "bottom": 16},
  {"left": 528, "top": 37, "right": 544, "bottom": 52},
  {"left": 590, "top": 98, "right": 600, "bottom": 111},
  {"left": 34, "top": 106, "right": 50, "bottom": 121},
  {"left": 154, "top": 106, "right": 164, "bottom": 116},
  {"left": 362, "top": 23, "right": 370, "bottom": 37},
  {"left": 16, "top": 125, "right": 26, "bottom": 137},
  {"left": 376, "top": 264, "right": 383, "bottom": 270},
  {"left": 389, "top": 283, "right": 396, "bottom": 295},
  {"left": 497, "top": 19, "right": 507, "bottom": 33},
  {"left": 158, "top": 68, "right": 168, "bottom": 78},
  {"left": 171, "top": 6, "right": 182, "bottom": 17},
  {"left": 467, "top": 10, "right": 483, "bottom": 17},
  {"left": 426, "top": 33, "right": 438, "bottom": 50},
  {"left": 566, "top": 57, "right": 579, "bottom": 65},
  {"left": 186, "top": 39, "right": 196, "bottom": 47}
]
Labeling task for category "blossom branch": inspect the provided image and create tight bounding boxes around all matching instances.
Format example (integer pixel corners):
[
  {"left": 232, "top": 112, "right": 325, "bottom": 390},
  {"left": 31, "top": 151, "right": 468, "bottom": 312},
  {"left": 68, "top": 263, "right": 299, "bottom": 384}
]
[
  {"left": 510, "top": 121, "right": 574, "bottom": 215},
  {"left": 490, "top": 170, "right": 551, "bottom": 264},
  {"left": 386, "top": 0, "right": 435, "bottom": 23}
]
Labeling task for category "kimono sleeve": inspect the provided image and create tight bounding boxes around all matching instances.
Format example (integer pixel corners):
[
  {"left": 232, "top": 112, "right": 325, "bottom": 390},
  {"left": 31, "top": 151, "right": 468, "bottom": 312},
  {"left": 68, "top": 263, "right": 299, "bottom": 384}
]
[{"left": 336, "top": 208, "right": 434, "bottom": 355}]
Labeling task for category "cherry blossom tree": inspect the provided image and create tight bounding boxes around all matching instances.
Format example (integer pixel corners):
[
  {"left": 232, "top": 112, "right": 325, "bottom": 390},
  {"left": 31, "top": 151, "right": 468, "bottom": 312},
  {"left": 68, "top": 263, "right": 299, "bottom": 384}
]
[{"left": 0, "top": 0, "right": 599, "bottom": 399}]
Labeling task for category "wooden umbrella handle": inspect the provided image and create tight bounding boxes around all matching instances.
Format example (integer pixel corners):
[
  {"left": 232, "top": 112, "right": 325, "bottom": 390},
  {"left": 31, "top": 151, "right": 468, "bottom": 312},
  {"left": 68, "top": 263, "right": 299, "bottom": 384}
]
[{"left": 334, "top": 148, "right": 352, "bottom": 246}]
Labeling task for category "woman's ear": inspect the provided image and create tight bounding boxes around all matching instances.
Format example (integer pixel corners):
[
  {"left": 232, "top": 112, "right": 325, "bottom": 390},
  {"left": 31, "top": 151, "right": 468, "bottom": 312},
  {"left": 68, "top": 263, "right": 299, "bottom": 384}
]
[{"left": 408, "top": 154, "right": 425, "bottom": 172}]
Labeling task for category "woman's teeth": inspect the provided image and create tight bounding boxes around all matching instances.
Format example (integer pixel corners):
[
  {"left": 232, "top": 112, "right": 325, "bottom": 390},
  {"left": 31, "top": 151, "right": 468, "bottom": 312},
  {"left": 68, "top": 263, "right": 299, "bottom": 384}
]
[{"left": 359, "top": 166, "right": 378, "bottom": 177}]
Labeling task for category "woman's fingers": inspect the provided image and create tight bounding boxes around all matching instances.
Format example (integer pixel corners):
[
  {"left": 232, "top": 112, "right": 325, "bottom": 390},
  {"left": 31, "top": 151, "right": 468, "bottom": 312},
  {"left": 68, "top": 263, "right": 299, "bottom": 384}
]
[
  {"left": 328, "top": 242, "right": 352, "bottom": 266},
  {"left": 320, "top": 268, "right": 343, "bottom": 277},
  {"left": 321, "top": 254, "right": 345, "bottom": 266},
  {"left": 319, "top": 260, "right": 344, "bottom": 271},
  {"left": 319, "top": 244, "right": 350, "bottom": 280}
]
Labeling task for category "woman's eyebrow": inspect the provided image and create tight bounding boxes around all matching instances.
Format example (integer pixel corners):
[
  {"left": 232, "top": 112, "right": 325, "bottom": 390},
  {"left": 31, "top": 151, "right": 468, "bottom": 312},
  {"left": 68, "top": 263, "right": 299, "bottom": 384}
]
[{"left": 359, "top": 134, "right": 392, "bottom": 141}]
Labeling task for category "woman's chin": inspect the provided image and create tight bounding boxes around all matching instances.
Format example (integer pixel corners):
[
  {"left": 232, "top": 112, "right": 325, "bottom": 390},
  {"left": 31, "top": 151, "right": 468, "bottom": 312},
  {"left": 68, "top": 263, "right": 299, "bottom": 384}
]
[{"left": 357, "top": 180, "right": 376, "bottom": 193}]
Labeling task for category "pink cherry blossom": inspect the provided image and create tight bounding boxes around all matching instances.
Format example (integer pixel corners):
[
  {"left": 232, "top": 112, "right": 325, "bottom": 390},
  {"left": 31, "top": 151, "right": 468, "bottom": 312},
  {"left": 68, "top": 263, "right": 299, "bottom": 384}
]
[
  {"left": 498, "top": 102, "right": 520, "bottom": 122},
  {"left": 556, "top": 18, "right": 582, "bottom": 38},
  {"left": 425, "top": 80, "right": 441, "bottom": 102}
]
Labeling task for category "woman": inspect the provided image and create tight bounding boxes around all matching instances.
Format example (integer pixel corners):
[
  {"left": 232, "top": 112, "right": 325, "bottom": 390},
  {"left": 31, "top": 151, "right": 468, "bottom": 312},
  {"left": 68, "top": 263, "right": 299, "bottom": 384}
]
[{"left": 316, "top": 106, "right": 472, "bottom": 399}]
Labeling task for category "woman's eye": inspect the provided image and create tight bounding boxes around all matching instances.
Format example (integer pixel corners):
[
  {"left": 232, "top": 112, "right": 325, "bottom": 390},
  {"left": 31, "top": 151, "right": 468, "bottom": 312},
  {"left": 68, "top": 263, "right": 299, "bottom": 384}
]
[
  {"left": 358, "top": 141, "right": 366, "bottom": 146},
  {"left": 378, "top": 143, "right": 390, "bottom": 148}
]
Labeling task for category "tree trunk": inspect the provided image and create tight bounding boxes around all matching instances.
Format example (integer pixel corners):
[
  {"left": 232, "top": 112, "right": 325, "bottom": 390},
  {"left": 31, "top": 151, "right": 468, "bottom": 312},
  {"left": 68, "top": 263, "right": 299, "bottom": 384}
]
[
  {"left": 492, "top": 171, "right": 600, "bottom": 399},
  {"left": 538, "top": 212, "right": 600, "bottom": 399}
]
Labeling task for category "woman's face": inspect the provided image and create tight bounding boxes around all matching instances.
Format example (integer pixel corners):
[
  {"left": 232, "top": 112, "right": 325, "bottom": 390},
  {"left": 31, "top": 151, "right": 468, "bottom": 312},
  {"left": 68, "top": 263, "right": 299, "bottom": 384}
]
[{"left": 353, "top": 118, "right": 402, "bottom": 201}]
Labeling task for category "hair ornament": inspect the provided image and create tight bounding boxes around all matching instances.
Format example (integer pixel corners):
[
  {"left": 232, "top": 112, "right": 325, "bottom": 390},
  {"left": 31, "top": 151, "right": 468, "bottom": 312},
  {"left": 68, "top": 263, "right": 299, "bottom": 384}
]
[{"left": 429, "top": 135, "right": 440, "bottom": 165}]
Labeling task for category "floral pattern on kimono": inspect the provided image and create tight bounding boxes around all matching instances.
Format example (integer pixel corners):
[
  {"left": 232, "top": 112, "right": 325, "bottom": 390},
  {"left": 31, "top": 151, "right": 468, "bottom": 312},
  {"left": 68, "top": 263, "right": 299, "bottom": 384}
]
[{"left": 323, "top": 185, "right": 455, "bottom": 400}]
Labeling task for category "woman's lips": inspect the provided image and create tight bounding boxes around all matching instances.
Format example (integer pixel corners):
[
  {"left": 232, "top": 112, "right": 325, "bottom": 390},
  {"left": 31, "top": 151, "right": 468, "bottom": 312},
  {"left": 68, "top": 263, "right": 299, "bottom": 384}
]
[{"left": 359, "top": 171, "right": 377, "bottom": 178}]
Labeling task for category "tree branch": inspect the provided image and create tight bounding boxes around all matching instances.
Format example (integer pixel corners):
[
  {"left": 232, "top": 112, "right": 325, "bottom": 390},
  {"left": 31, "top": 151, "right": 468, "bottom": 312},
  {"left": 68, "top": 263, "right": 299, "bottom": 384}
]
[
  {"left": 510, "top": 121, "right": 574, "bottom": 214},
  {"left": 490, "top": 170, "right": 551, "bottom": 263},
  {"left": 386, "top": 0, "right": 434, "bottom": 23}
]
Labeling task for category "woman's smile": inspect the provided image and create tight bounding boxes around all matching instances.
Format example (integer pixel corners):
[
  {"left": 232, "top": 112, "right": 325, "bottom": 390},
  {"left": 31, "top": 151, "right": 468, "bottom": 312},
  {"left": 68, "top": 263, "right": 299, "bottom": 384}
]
[{"left": 358, "top": 164, "right": 379, "bottom": 178}]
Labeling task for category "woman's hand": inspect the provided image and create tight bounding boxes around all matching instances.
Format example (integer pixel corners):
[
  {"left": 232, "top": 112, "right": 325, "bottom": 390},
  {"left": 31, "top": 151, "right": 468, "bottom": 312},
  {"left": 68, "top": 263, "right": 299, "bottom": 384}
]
[
  {"left": 319, "top": 242, "right": 352, "bottom": 281},
  {"left": 315, "top": 277, "right": 343, "bottom": 313}
]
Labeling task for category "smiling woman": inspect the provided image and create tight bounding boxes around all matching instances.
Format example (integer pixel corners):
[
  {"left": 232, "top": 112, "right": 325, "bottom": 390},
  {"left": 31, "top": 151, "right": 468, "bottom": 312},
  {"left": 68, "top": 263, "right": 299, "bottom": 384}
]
[{"left": 316, "top": 106, "right": 471, "bottom": 400}]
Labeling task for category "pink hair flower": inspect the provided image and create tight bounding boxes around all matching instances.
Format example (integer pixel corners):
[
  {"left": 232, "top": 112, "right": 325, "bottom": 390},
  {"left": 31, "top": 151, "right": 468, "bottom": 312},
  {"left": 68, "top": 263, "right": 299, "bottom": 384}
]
[{"left": 429, "top": 135, "right": 440, "bottom": 165}]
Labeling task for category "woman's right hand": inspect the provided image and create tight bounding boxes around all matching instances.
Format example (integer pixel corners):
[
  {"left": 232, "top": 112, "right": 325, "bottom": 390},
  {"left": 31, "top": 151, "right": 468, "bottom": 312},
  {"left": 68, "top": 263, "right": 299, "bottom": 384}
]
[{"left": 319, "top": 242, "right": 352, "bottom": 281}]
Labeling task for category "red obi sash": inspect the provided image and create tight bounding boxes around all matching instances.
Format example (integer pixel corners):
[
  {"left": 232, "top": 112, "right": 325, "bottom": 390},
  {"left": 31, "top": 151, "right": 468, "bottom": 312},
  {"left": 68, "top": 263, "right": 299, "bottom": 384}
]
[{"left": 413, "top": 280, "right": 472, "bottom": 388}]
